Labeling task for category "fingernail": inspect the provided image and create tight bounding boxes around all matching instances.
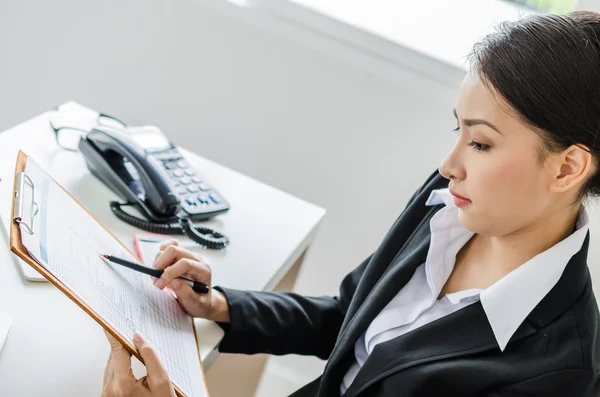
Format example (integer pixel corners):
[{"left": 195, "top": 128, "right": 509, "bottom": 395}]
[
  {"left": 171, "top": 279, "right": 181, "bottom": 290},
  {"left": 134, "top": 332, "right": 144, "bottom": 343},
  {"left": 155, "top": 278, "right": 165, "bottom": 289},
  {"left": 151, "top": 276, "right": 157, "bottom": 283}
]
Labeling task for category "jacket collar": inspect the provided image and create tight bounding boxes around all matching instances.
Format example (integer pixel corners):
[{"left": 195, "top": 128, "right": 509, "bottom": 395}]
[
  {"left": 341, "top": 234, "right": 591, "bottom": 397},
  {"left": 320, "top": 172, "right": 591, "bottom": 397},
  {"left": 342, "top": 233, "right": 591, "bottom": 397},
  {"left": 321, "top": 174, "right": 449, "bottom": 396}
]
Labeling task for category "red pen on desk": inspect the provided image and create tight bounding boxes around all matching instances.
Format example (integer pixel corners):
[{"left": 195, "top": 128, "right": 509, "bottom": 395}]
[{"left": 100, "top": 254, "right": 210, "bottom": 294}]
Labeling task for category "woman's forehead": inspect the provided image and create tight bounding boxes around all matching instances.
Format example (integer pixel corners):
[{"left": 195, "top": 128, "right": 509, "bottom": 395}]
[{"left": 457, "top": 73, "right": 531, "bottom": 136}]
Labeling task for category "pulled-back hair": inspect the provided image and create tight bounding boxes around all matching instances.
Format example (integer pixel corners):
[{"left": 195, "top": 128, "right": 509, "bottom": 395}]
[{"left": 470, "top": 11, "right": 600, "bottom": 200}]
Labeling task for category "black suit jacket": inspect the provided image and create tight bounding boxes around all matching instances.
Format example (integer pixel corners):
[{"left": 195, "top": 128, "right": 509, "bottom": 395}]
[{"left": 215, "top": 170, "right": 600, "bottom": 396}]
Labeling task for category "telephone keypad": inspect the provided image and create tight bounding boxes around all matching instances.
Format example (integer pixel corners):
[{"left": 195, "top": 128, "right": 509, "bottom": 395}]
[
  {"left": 176, "top": 160, "right": 188, "bottom": 169},
  {"left": 158, "top": 154, "right": 229, "bottom": 218}
]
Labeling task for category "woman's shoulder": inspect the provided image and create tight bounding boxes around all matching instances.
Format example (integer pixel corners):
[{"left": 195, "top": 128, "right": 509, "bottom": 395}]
[
  {"left": 515, "top": 277, "right": 600, "bottom": 373},
  {"left": 568, "top": 278, "right": 600, "bottom": 371}
]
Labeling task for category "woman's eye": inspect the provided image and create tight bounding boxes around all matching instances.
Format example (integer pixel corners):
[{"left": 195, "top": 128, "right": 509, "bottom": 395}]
[
  {"left": 452, "top": 127, "right": 490, "bottom": 152},
  {"left": 468, "top": 141, "right": 490, "bottom": 152}
]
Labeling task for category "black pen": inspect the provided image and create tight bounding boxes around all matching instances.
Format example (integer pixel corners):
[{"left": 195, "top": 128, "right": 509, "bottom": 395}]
[{"left": 100, "top": 254, "right": 210, "bottom": 294}]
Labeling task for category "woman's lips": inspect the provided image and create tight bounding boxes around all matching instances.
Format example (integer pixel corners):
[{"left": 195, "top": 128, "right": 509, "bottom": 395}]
[
  {"left": 452, "top": 196, "right": 472, "bottom": 207},
  {"left": 449, "top": 189, "right": 472, "bottom": 207}
]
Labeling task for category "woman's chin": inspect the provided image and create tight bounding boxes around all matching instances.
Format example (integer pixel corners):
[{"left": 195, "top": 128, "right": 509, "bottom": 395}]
[{"left": 457, "top": 207, "right": 479, "bottom": 233}]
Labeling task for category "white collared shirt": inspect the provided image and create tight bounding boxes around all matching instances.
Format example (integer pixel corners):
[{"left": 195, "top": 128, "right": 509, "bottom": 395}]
[{"left": 340, "top": 188, "right": 589, "bottom": 395}]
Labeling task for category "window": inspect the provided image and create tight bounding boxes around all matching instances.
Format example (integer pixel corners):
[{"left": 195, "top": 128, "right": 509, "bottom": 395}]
[{"left": 505, "top": 0, "right": 576, "bottom": 13}]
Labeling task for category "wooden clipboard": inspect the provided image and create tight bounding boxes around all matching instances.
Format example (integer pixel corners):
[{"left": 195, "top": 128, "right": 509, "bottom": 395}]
[{"left": 9, "top": 150, "right": 209, "bottom": 397}]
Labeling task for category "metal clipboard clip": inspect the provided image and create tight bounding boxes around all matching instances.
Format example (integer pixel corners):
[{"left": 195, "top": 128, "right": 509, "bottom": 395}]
[{"left": 13, "top": 172, "right": 39, "bottom": 235}]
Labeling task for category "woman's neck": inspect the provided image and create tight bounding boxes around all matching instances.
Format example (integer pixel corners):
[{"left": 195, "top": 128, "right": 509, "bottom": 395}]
[
  {"left": 445, "top": 203, "right": 581, "bottom": 294},
  {"left": 471, "top": 204, "right": 580, "bottom": 286}
]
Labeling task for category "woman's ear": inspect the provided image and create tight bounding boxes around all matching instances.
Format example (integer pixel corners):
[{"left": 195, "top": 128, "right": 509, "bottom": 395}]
[{"left": 550, "top": 144, "right": 594, "bottom": 193}]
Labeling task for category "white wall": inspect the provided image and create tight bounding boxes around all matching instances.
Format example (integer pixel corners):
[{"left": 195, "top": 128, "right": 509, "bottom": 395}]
[
  {"left": 2, "top": 0, "right": 598, "bottom": 395},
  {"left": 578, "top": 0, "right": 600, "bottom": 11},
  {"left": 0, "top": 0, "right": 461, "bottom": 292}
]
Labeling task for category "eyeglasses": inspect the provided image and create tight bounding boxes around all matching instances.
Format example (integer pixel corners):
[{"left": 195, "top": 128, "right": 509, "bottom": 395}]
[{"left": 49, "top": 108, "right": 128, "bottom": 151}]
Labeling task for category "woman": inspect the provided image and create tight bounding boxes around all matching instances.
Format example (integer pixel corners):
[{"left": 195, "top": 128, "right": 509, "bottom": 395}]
[{"left": 102, "top": 11, "right": 600, "bottom": 397}]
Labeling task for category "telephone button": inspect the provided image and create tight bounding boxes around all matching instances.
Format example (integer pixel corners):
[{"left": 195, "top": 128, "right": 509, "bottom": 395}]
[
  {"left": 177, "top": 160, "right": 189, "bottom": 169},
  {"left": 209, "top": 194, "right": 221, "bottom": 204},
  {"left": 184, "top": 169, "right": 195, "bottom": 176},
  {"left": 198, "top": 182, "right": 210, "bottom": 191},
  {"left": 165, "top": 150, "right": 181, "bottom": 159},
  {"left": 185, "top": 199, "right": 197, "bottom": 207},
  {"left": 172, "top": 170, "right": 184, "bottom": 178},
  {"left": 179, "top": 177, "right": 192, "bottom": 185},
  {"left": 164, "top": 161, "right": 178, "bottom": 170},
  {"left": 187, "top": 184, "right": 200, "bottom": 193},
  {"left": 192, "top": 176, "right": 203, "bottom": 183},
  {"left": 197, "top": 195, "right": 209, "bottom": 205}
]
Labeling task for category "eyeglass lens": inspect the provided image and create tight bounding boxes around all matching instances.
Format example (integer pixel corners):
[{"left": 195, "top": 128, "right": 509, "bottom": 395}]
[{"left": 56, "top": 128, "right": 86, "bottom": 151}]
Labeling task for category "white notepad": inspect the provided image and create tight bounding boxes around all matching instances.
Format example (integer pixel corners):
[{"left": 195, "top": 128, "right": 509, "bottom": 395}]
[{"left": 17, "top": 157, "right": 207, "bottom": 397}]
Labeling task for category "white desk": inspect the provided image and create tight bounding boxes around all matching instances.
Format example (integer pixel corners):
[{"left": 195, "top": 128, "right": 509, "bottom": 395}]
[{"left": 0, "top": 102, "right": 325, "bottom": 397}]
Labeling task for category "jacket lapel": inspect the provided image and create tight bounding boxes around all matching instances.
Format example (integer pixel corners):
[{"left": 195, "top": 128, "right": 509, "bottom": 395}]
[
  {"left": 338, "top": 205, "right": 439, "bottom": 332},
  {"left": 340, "top": 234, "right": 591, "bottom": 397},
  {"left": 338, "top": 172, "right": 449, "bottom": 333},
  {"left": 342, "top": 302, "right": 537, "bottom": 397},
  {"left": 339, "top": 221, "right": 433, "bottom": 351},
  {"left": 320, "top": 210, "right": 437, "bottom": 394}
]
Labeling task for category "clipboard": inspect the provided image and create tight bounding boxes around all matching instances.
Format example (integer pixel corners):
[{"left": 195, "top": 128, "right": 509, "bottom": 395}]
[{"left": 9, "top": 151, "right": 209, "bottom": 397}]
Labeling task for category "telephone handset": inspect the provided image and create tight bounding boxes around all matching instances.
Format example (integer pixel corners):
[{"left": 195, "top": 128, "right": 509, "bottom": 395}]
[{"left": 78, "top": 125, "right": 230, "bottom": 249}]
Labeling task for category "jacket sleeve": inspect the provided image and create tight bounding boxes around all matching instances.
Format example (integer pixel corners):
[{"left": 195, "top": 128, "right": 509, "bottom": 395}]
[
  {"left": 483, "top": 369, "right": 599, "bottom": 397},
  {"left": 213, "top": 252, "right": 371, "bottom": 360},
  {"left": 214, "top": 169, "right": 441, "bottom": 359}
]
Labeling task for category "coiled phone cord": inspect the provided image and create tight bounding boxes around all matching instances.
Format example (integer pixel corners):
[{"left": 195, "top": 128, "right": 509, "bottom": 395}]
[{"left": 109, "top": 201, "right": 230, "bottom": 250}]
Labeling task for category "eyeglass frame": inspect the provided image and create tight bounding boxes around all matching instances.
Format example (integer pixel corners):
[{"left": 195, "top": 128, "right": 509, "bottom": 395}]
[{"left": 49, "top": 107, "right": 129, "bottom": 152}]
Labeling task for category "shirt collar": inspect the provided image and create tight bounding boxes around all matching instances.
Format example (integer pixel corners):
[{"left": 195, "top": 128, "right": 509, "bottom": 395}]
[
  {"left": 425, "top": 188, "right": 589, "bottom": 351},
  {"left": 425, "top": 188, "right": 454, "bottom": 207}
]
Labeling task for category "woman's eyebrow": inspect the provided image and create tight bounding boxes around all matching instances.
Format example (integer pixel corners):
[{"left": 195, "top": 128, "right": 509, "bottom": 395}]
[{"left": 453, "top": 108, "right": 503, "bottom": 136}]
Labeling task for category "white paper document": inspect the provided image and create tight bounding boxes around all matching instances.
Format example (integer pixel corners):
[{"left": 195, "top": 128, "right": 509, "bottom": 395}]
[{"left": 19, "top": 158, "right": 207, "bottom": 397}]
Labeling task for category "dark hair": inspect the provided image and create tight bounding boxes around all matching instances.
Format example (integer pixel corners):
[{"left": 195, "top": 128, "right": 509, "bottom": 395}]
[{"left": 469, "top": 11, "right": 600, "bottom": 201}]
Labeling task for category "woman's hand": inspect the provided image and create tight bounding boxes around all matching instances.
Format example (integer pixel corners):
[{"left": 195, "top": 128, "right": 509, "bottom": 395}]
[
  {"left": 152, "top": 240, "right": 230, "bottom": 323},
  {"left": 102, "top": 331, "right": 176, "bottom": 397}
]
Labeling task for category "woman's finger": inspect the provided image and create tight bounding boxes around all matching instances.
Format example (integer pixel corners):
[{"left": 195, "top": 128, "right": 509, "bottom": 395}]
[
  {"left": 132, "top": 332, "right": 171, "bottom": 391},
  {"left": 157, "top": 258, "right": 211, "bottom": 289},
  {"left": 136, "top": 375, "right": 150, "bottom": 390},
  {"left": 153, "top": 250, "right": 163, "bottom": 265},
  {"left": 170, "top": 276, "right": 211, "bottom": 313},
  {"left": 105, "top": 331, "right": 133, "bottom": 384},
  {"left": 152, "top": 245, "right": 203, "bottom": 272},
  {"left": 103, "top": 352, "right": 112, "bottom": 386},
  {"left": 159, "top": 239, "right": 179, "bottom": 252}
]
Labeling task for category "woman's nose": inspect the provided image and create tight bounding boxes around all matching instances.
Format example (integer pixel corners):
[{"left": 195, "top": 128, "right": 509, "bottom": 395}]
[{"left": 438, "top": 146, "right": 465, "bottom": 181}]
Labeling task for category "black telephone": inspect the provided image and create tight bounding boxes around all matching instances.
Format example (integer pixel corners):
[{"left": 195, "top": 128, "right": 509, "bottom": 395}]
[{"left": 78, "top": 124, "right": 230, "bottom": 249}]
